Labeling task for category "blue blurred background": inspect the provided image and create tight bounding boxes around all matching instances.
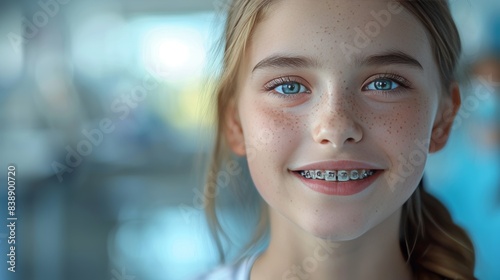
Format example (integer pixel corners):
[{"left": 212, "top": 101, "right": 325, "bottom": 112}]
[{"left": 0, "top": 0, "right": 498, "bottom": 279}]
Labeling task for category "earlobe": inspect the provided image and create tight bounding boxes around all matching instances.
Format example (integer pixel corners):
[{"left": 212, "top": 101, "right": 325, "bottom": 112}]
[
  {"left": 225, "top": 100, "right": 246, "bottom": 156},
  {"left": 429, "top": 83, "right": 461, "bottom": 153}
]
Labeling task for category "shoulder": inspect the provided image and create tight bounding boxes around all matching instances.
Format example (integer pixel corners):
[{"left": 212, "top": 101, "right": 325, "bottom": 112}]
[{"left": 192, "top": 253, "right": 260, "bottom": 280}]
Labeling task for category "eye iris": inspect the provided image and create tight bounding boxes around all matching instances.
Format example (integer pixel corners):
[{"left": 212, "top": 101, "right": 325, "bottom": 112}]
[
  {"left": 375, "top": 79, "right": 392, "bottom": 90},
  {"left": 282, "top": 82, "right": 300, "bottom": 94}
]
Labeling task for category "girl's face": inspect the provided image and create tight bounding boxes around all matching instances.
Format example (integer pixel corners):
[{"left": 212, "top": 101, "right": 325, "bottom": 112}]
[{"left": 227, "top": 0, "right": 459, "bottom": 239}]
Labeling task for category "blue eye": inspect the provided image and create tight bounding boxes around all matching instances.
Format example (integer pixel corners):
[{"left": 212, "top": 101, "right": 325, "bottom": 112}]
[
  {"left": 365, "top": 78, "right": 400, "bottom": 91},
  {"left": 275, "top": 82, "right": 308, "bottom": 95}
]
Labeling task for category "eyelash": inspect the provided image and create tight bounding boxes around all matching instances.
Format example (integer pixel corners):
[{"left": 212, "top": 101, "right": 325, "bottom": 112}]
[
  {"left": 362, "top": 73, "right": 413, "bottom": 95},
  {"left": 263, "top": 73, "right": 412, "bottom": 97},
  {"left": 263, "top": 76, "right": 310, "bottom": 97}
]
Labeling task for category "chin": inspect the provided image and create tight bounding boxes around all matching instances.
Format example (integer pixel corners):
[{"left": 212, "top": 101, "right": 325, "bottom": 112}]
[{"left": 293, "top": 208, "right": 375, "bottom": 241}]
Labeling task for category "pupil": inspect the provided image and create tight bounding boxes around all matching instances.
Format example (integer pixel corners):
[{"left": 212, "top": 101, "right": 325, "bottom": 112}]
[
  {"left": 284, "top": 82, "right": 298, "bottom": 93},
  {"left": 282, "top": 82, "right": 300, "bottom": 94},
  {"left": 375, "top": 80, "right": 390, "bottom": 90}
]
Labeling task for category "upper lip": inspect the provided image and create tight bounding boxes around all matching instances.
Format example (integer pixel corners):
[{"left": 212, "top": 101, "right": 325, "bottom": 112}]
[{"left": 290, "top": 160, "right": 384, "bottom": 171}]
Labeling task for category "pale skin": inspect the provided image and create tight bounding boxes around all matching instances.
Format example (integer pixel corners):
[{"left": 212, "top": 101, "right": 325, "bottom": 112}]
[{"left": 225, "top": 0, "right": 461, "bottom": 279}]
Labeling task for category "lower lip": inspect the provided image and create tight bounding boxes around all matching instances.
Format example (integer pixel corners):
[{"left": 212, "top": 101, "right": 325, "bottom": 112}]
[{"left": 291, "top": 170, "right": 383, "bottom": 196}]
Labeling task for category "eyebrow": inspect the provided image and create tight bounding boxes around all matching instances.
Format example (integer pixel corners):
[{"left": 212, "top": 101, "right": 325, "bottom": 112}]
[
  {"left": 252, "top": 54, "right": 319, "bottom": 73},
  {"left": 251, "top": 50, "right": 423, "bottom": 73},
  {"left": 358, "top": 50, "right": 423, "bottom": 70}
]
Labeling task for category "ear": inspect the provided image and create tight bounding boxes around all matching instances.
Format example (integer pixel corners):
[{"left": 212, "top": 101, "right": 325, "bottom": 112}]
[
  {"left": 224, "top": 100, "right": 246, "bottom": 156},
  {"left": 429, "top": 82, "right": 461, "bottom": 153}
]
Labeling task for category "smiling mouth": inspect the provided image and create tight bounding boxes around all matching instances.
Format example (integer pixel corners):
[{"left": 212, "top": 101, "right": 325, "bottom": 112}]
[{"left": 294, "top": 169, "right": 378, "bottom": 182}]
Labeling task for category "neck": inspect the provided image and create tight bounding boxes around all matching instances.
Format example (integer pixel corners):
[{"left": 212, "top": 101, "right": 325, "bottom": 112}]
[{"left": 251, "top": 208, "right": 412, "bottom": 280}]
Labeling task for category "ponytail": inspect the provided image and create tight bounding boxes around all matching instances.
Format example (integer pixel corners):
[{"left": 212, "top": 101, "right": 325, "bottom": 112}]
[{"left": 402, "top": 180, "right": 476, "bottom": 279}]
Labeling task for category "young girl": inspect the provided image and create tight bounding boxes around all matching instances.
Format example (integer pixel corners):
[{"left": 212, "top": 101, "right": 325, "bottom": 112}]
[{"left": 199, "top": 0, "right": 476, "bottom": 279}]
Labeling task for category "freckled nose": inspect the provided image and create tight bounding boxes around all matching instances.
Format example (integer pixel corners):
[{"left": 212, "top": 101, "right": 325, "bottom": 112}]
[{"left": 312, "top": 97, "right": 363, "bottom": 148}]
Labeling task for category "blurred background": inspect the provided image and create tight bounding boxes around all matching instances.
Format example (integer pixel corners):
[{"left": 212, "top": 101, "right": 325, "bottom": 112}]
[{"left": 0, "top": 0, "right": 498, "bottom": 279}]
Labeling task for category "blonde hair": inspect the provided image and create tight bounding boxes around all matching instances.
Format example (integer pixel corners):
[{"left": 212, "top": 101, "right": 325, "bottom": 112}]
[{"left": 204, "top": 0, "right": 476, "bottom": 279}]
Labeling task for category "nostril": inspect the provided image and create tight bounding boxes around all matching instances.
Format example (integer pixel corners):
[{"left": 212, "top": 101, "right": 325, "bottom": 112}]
[
  {"left": 320, "top": 139, "right": 330, "bottom": 145},
  {"left": 346, "top": 137, "right": 357, "bottom": 143},
  {"left": 319, "top": 136, "right": 357, "bottom": 145}
]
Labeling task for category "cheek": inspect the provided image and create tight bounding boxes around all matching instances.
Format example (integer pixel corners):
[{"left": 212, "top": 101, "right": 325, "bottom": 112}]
[
  {"left": 376, "top": 98, "right": 435, "bottom": 192},
  {"left": 239, "top": 99, "right": 304, "bottom": 196},
  {"left": 379, "top": 103, "right": 429, "bottom": 147},
  {"left": 241, "top": 101, "right": 301, "bottom": 163}
]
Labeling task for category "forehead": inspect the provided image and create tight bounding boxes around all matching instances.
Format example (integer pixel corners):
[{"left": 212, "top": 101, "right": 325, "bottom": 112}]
[{"left": 246, "top": 0, "right": 436, "bottom": 73}]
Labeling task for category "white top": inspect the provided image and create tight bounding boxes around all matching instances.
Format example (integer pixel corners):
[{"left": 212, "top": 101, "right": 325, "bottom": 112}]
[{"left": 194, "top": 253, "right": 260, "bottom": 280}]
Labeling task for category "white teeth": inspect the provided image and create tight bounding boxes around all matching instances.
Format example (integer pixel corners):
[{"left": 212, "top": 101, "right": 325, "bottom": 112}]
[
  {"left": 337, "top": 170, "right": 349, "bottom": 181},
  {"left": 315, "top": 170, "right": 324, "bottom": 179},
  {"left": 350, "top": 170, "right": 359, "bottom": 180},
  {"left": 359, "top": 169, "right": 373, "bottom": 179},
  {"left": 325, "top": 170, "right": 336, "bottom": 181},
  {"left": 298, "top": 169, "right": 376, "bottom": 181},
  {"left": 300, "top": 170, "right": 312, "bottom": 179}
]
